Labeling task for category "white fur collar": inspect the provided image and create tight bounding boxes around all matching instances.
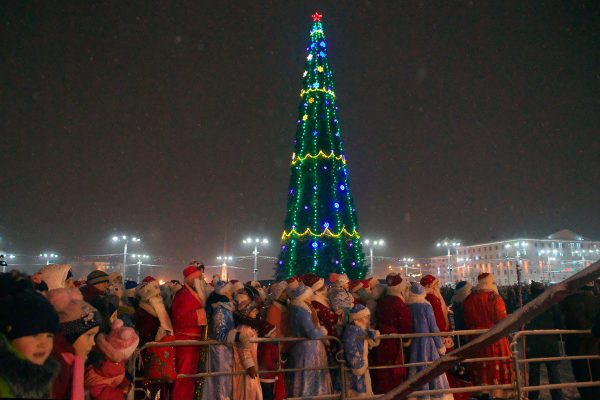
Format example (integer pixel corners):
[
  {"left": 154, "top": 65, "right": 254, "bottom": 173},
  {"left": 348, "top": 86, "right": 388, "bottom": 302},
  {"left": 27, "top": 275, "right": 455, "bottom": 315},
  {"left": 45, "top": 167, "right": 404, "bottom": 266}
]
[
  {"left": 407, "top": 293, "right": 429, "bottom": 305},
  {"left": 386, "top": 283, "right": 406, "bottom": 301}
]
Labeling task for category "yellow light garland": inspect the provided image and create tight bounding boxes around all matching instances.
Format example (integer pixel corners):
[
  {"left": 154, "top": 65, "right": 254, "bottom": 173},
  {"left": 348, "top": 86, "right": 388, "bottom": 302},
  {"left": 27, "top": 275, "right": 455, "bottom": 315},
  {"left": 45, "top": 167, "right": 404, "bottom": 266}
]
[
  {"left": 291, "top": 150, "right": 346, "bottom": 166},
  {"left": 281, "top": 226, "right": 360, "bottom": 240},
  {"left": 300, "top": 88, "right": 336, "bottom": 98}
]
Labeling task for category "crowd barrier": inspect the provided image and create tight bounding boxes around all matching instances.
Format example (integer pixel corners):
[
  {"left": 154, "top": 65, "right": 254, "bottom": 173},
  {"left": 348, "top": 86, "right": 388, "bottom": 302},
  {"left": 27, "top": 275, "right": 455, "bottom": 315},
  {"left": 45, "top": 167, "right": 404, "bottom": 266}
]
[{"left": 131, "top": 329, "right": 600, "bottom": 400}]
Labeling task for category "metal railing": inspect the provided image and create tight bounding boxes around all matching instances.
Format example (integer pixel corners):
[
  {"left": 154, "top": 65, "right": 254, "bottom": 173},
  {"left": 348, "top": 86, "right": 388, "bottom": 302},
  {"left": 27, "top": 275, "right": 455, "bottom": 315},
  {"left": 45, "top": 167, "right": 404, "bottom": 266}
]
[
  {"left": 131, "top": 329, "right": 600, "bottom": 399},
  {"left": 510, "top": 329, "right": 600, "bottom": 399}
]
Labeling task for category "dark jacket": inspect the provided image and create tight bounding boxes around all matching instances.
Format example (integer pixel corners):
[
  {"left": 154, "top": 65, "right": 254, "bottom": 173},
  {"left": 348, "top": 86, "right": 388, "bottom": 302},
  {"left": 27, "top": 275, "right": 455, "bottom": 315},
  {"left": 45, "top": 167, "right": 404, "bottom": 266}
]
[
  {"left": 525, "top": 304, "right": 564, "bottom": 358},
  {"left": 0, "top": 334, "right": 60, "bottom": 398},
  {"left": 560, "top": 286, "right": 600, "bottom": 356}
]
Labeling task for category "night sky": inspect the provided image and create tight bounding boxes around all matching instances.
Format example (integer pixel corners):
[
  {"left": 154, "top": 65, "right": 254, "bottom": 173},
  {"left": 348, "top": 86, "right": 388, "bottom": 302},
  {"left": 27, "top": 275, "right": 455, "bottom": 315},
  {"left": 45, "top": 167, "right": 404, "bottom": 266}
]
[{"left": 2, "top": 1, "right": 599, "bottom": 267}]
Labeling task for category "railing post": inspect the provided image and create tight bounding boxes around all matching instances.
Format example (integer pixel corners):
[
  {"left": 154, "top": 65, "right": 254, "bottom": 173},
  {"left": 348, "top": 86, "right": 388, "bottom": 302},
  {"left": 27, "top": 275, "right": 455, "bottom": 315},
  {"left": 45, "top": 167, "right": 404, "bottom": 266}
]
[{"left": 511, "top": 335, "right": 524, "bottom": 400}]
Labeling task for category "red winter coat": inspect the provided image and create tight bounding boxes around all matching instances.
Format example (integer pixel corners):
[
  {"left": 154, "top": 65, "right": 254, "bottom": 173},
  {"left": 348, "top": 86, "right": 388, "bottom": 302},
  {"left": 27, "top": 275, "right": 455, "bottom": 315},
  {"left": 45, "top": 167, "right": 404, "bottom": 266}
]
[
  {"left": 463, "top": 290, "right": 514, "bottom": 388},
  {"left": 85, "top": 360, "right": 131, "bottom": 400},
  {"left": 257, "top": 342, "right": 286, "bottom": 400},
  {"left": 311, "top": 299, "right": 338, "bottom": 337},
  {"left": 425, "top": 293, "right": 448, "bottom": 332},
  {"left": 172, "top": 285, "right": 205, "bottom": 339},
  {"left": 373, "top": 293, "right": 413, "bottom": 394}
]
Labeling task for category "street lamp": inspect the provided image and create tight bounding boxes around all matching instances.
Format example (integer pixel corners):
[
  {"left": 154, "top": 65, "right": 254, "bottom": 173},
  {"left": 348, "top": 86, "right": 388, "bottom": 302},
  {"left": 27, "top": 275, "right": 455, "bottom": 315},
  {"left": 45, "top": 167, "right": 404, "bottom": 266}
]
[
  {"left": 216, "top": 255, "right": 234, "bottom": 281},
  {"left": 362, "top": 239, "right": 385, "bottom": 277},
  {"left": 242, "top": 237, "right": 269, "bottom": 281},
  {"left": 436, "top": 239, "right": 461, "bottom": 283},
  {"left": 39, "top": 252, "right": 59, "bottom": 265},
  {"left": 131, "top": 254, "right": 149, "bottom": 283},
  {"left": 401, "top": 257, "right": 414, "bottom": 277},
  {"left": 111, "top": 235, "right": 141, "bottom": 279}
]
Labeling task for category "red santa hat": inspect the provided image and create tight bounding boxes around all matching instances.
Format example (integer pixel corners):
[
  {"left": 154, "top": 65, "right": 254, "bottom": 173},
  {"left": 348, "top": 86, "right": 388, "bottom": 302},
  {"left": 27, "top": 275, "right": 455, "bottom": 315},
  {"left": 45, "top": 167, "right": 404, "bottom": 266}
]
[
  {"left": 385, "top": 272, "right": 403, "bottom": 287},
  {"left": 230, "top": 280, "right": 244, "bottom": 292},
  {"left": 301, "top": 273, "right": 324, "bottom": 292},
  {"left": 142, "top": 276, "right": 156, "bottom": 283},
  {"left": 349, "top": 280, "right": 364, "bottom": 293},
  {"left": 285, "top": 276, "right": 300, "bottom": 290},
  {"left": 183, "top": 265, "right": 202, "bottom": 282},
  {"left": 329, "top": 273, "right": 350, "bottom": 287},
  {"left": 420, "top": 274, "right": 438, "bottom": 288},
  {"left": 476, "top": 273, "right": 498, "bottom": 292}
]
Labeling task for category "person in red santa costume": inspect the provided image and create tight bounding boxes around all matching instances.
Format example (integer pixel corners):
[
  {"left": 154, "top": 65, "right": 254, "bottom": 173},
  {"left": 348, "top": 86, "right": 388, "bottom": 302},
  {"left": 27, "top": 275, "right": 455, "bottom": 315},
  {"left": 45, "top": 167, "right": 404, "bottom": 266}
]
[
  {"left": 171, "top": 264, "right": 208, "bottom": 399},
  {"left": 463, "top": 273, "right": 515, "bottom": 399},
  {"left": 372, "top": 272, "right": 413, "bottom": 394},
  {"left": 420, "top": 274, "right": 454, "bottom": 351},
  {"left": 301, "top": 273, "right": 338, "bottom": 336}
]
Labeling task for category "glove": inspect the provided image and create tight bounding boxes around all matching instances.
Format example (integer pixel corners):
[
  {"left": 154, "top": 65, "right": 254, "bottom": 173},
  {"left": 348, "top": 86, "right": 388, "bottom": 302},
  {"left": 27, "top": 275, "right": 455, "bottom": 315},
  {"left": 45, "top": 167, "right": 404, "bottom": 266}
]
[
  {"left": 367, "top": 329, "right": 380, "bottom": 340},
  {"left": 443, "top": 336, "right": 454, "bottom": 349}
]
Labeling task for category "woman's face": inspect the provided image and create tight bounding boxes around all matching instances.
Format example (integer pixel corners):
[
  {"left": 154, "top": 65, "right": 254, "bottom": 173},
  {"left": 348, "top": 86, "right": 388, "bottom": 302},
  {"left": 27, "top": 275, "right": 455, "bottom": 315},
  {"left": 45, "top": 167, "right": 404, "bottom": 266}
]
[
  {"left": 72, "top": 326, "right": 100, "bottom": 359},
  {"left": 11, "top": 333, "right": 54, "bottom": 365}
]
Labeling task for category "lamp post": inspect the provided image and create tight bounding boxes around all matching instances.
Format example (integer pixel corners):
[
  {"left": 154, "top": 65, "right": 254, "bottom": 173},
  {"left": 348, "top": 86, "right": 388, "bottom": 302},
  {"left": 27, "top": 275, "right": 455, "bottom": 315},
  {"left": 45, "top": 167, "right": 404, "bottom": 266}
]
[
  {"left": 111, "top": 235, "right": 141, "bottom": 279},
  {"left": 401, "top": 257, "right": 414, "bottom": 277},
  {"left": 39, "top": 252, "right": 59, "bottom": 265},
  {"left": 362, "top": 239, "right": 384, "bottom": 278},
  {"left": 216, "top": 256, "right": 233, "bottom": 281},
  {"left": 242, "top": 237, "right": 269, "bottom": 281},
  {"left": 131, "top": 254, "right": 149, "bottom": 283},
  {"left": 436, "top": 239, "right": 461, "bottom": 284}
]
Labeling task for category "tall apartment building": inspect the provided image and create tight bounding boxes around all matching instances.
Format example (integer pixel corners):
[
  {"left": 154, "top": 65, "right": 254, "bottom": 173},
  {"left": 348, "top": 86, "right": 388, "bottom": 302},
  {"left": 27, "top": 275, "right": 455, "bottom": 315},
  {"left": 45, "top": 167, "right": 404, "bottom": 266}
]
[{"left": 428, "top": 229, "right": 600, "bottom": 286}]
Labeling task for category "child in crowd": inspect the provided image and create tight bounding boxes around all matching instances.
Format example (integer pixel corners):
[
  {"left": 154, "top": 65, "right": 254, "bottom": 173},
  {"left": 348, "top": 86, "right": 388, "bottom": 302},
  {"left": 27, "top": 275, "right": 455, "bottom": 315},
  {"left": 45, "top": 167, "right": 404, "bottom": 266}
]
[
  {"left": 342, "top": 304, "right": 381, "bottom": 397},
  {"left": 47, "top": 287, "right": 102, "bottom": 400},
  {"left": 85, "top": 319, "right": 139, "bottom": 399},
  {"left": 0, "top": 271, "right": 61, "bottom": 398}
]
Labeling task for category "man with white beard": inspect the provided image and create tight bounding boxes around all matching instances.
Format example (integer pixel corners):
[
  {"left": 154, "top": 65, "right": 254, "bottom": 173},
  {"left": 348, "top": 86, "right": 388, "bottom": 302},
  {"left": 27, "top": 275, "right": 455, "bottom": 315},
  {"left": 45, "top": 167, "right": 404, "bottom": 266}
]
[{"left": 171, "top": 263, "right": 209, "bottom": 399}]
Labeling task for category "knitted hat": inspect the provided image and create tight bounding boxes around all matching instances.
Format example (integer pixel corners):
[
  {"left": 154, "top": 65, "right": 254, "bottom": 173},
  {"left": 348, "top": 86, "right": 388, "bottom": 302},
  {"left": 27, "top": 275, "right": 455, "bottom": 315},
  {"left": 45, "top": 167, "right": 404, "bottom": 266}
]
[
  {"left": 420, "top": 274, "right": 437, "bottom": 287},
  {"left": 47, "top": 288, "right": 101, "bottom": 344},
  {"left": 349, "top": 304, "right": 370, "bottom": 321},
  {"left": 38, "top": 264, "right": 71, "bottom": 291},
  {"left": 290, "top": 285, "right": 313, "bottom": 303},
  {"left": 230, "top": 280, "right": 244, "bottom": 292},
  {"left": 386, "top": 272, "right": 403, "bottom": 287},
  {"left": 301, "top": 273, "right": 324, "bottom": 292},
  {"left": 124, "top": 280, "right": 137, "bottom": 298},
  {"left": 96, "top": 319, "right": 139, "bottom": 362},
  {"left": 87, "top": 270, "right": 109, "bottom": 286},
  {"left": 349, "top": 280, "right": 363, "bottom": 293},
  {"left": 329, "top": 273, "right": 350, "bottom": 287},
  {"left": 0, "top": 272, "right": 60, "bottom": 340}
]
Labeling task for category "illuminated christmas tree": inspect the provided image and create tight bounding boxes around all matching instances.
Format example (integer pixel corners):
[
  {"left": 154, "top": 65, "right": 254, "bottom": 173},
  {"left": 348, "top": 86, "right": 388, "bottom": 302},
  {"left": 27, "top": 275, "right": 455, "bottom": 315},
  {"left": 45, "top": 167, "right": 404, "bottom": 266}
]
[{"left": 275, "top": 12, "right": 366, "bottom": 280}]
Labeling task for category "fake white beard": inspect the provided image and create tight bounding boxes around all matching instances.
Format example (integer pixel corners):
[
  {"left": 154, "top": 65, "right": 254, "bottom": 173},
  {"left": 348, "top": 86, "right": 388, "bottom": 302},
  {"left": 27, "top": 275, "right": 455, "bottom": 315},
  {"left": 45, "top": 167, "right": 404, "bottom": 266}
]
[
  {"left": 193, "top": 278, "right": 207, "bottom": 303},
  {"left": 148, "top": 296, "right": 174, "bottom": 337}
]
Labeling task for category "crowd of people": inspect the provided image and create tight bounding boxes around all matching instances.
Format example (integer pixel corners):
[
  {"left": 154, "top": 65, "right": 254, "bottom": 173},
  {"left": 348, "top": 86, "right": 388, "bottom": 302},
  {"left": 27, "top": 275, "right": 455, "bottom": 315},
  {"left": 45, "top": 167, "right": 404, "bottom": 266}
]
[{"left": 0, "top": 261, "right": 599, "bottom": 400}]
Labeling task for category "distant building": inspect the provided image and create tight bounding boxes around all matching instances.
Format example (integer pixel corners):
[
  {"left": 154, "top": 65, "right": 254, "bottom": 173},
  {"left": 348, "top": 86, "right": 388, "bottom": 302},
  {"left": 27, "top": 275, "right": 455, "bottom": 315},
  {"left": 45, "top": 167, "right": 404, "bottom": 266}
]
[{"left": 428, "top": 229, "right": 600, "bottom": 286}]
